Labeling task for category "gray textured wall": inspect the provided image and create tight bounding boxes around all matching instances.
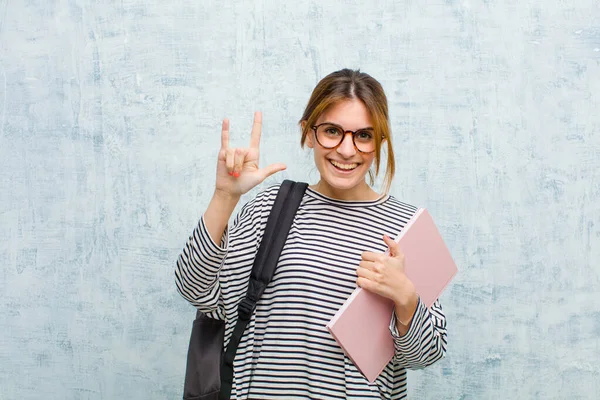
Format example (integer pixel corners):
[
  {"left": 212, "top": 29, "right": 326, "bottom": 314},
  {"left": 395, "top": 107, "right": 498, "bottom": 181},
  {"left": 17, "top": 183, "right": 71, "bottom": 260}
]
[{"left": 1, "top": 1, "right": 599, "bottom": 399}]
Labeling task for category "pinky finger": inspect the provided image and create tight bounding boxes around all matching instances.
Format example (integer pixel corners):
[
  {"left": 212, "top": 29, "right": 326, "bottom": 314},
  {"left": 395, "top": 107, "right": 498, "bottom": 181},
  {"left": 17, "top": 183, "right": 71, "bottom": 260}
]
[
  {"left": 357, "top": 277, "right": 379, "bottom": 297},
  {"left": 356, "top": 277, "right": 369, "bottom": 289}
]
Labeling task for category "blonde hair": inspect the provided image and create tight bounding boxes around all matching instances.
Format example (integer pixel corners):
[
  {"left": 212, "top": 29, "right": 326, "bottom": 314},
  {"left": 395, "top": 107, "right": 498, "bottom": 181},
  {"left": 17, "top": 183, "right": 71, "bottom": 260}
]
[{"left": 299, "top": 69, "right": 395, "bottom": 193}]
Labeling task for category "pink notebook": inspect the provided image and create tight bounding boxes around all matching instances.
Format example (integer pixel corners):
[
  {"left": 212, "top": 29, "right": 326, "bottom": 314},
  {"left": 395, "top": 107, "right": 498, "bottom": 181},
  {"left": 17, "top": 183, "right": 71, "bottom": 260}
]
[{"left": 326, "top": 208, "right": 457, "bottom": 383}]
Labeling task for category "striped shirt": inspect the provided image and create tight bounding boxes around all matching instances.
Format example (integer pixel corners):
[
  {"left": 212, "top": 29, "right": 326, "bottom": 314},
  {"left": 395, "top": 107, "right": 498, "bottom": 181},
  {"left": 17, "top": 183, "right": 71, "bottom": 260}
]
[{"left": 175, "top": 184, "right": 447, "bottom": 399}]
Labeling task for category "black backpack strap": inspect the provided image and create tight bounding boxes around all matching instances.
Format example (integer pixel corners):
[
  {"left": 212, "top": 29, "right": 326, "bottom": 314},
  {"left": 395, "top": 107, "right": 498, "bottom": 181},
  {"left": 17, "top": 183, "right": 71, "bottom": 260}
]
[{"left": 219, "top": 180, "right": 308, "bottom": 400}]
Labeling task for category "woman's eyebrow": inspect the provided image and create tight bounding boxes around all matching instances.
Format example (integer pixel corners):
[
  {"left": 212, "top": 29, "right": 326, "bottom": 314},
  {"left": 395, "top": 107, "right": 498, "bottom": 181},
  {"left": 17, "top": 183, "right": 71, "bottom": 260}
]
[{"left": 321, "top": 121, "right": 374, "bottom": 130}]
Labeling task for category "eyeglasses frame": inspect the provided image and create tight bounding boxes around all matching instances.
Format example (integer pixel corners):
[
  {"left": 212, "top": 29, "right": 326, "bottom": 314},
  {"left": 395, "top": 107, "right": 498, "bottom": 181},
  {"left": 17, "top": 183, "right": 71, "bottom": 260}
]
[{"left": 310, "top": 122, "right": 382, "bottom": 154}]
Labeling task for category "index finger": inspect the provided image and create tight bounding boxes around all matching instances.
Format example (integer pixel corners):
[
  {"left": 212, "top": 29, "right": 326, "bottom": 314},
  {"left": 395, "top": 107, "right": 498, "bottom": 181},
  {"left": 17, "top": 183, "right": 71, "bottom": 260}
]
[
  {"left": 221, "top": 118, "right": 230, "bottom": 150},
  {"left": 249, "top": 111, "right": 262, "bottom": 149}
]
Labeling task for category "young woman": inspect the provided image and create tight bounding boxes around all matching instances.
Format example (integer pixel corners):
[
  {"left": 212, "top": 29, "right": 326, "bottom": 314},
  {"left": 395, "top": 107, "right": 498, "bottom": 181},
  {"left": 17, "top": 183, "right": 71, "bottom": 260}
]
[{"left": 175, "top": 69, "right": 447, "bottom": 399}]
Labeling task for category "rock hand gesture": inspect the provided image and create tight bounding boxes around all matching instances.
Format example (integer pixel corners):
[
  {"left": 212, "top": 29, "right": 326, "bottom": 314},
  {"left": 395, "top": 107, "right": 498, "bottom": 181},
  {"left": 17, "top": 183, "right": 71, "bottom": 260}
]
[
  {"left": 216, "top": 111, "right": 287, "bottom": 197},
  {"left": 204, "top": 112, "right": 286, "bottom": 243}
]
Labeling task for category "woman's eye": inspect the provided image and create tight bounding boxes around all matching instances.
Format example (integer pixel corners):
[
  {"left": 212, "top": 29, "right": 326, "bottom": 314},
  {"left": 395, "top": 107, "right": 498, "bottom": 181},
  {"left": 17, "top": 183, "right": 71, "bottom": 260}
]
[
  {"left": 356, "top": 131, "right": 373, "bottom": 140},
  {"left": 326, "top": 128, "right": 342, "bottom": 136}
]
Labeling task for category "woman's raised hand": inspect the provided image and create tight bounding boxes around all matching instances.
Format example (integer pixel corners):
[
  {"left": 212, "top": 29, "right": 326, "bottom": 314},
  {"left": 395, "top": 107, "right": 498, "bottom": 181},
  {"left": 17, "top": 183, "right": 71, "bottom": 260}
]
[{"left": 215, "top": 111, "right": 286, "bottom": 197}]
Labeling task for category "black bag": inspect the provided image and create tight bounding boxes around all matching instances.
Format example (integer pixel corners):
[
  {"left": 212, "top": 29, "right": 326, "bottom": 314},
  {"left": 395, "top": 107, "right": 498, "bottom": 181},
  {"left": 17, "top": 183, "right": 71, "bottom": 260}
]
[{"left": 182, "top": 180, "right": 308, "bottom": 400}]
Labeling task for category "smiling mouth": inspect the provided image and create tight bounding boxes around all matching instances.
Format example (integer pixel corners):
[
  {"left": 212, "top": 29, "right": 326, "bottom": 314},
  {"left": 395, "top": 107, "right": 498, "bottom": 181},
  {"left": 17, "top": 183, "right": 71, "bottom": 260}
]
[{"left": 330, "top": 160, "right": 359, "bottom": 171}]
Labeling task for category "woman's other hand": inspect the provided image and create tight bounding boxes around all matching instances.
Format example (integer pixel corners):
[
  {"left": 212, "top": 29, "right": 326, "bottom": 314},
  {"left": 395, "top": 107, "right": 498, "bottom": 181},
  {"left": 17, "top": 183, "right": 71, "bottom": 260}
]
[{"left": 356, "top": 235, "right": 419, "bottom": 328}]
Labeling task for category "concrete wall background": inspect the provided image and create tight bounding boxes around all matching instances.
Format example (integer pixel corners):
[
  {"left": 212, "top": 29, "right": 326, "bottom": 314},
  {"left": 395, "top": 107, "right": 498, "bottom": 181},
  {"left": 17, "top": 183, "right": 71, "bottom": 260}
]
[{"left": 0, "top": 1, "right": 598, "bottom": 399}]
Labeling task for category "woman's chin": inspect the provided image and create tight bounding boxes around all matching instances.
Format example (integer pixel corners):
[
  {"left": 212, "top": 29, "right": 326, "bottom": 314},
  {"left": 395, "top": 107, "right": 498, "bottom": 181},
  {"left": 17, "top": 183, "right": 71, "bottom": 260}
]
[{"left": 318, "top": 174, "right": 370, "bottom": 197}]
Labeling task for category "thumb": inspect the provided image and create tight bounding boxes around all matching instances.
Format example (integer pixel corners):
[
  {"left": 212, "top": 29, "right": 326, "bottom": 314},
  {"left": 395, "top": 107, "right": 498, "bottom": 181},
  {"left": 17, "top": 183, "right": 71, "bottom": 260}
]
[
  {"left": 260, "top": 163, "right": 287, "bottom": 180},
  {"left": 383, "top": 234, "right": 400, "bottom": 257}
]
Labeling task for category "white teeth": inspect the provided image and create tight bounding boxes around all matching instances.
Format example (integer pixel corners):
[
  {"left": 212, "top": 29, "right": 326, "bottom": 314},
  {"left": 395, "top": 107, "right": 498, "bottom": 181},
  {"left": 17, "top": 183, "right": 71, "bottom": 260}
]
[{"left": 330, "top": 160, "right": 358, "bottom": 170}]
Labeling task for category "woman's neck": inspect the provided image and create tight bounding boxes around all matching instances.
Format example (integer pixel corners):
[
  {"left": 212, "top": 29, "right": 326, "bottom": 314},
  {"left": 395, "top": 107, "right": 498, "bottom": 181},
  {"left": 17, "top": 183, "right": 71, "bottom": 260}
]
[{"left": 310, "top": 180, "right": 382, "bottom": 201}]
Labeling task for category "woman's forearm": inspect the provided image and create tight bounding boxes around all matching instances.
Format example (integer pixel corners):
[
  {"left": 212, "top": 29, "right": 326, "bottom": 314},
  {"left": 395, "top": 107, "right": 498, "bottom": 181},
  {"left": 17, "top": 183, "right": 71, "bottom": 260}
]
[{"left": 203, "top": 189, "right": 241, "bottom": 245}]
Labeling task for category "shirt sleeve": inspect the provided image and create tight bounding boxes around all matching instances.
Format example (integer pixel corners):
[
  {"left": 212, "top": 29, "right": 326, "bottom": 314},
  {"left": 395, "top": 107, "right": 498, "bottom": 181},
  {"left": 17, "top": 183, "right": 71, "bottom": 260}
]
[
  {"left": 389, "top": 298, "right": 448, "bottom": 370},
  {"left": 174, "top": 194, "right": 262, "bottom": 318}
]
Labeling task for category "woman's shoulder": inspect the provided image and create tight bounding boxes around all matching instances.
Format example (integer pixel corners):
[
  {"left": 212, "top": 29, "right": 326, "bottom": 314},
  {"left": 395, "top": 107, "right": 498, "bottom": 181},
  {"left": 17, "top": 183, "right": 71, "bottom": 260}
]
[
  {"left": 253, "top": 180, "right": 310, "bottom": 204},
  {"left": 237, "top": 182, "right": 284, "bottom": 217},
  {"left": 385, "top": 194, "right": 418, "bottom": 210},
  {"left": 382, "top": 194, "right": 420, "bottom": 218},
  {"left": 254, "top": 182, "right": 283, "bottom": 204}
]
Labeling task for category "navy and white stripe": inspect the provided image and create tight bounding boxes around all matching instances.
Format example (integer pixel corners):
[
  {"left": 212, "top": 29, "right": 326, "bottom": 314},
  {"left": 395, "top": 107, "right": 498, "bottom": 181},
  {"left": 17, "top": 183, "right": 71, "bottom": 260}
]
[{"left": 175, "top": 184, "right": 447, "bottom": 399}]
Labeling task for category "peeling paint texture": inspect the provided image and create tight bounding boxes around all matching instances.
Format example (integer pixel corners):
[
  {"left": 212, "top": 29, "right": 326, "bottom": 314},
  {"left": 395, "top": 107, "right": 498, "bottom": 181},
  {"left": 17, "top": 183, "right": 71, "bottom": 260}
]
[{"left": 0, "top": 1, "right": 599, "bottom": 399}]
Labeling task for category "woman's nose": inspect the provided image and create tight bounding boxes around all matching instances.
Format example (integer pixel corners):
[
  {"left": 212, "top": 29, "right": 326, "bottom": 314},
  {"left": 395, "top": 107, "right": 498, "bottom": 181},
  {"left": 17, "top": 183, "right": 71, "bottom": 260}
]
[{"left": 336, "top": 133, "right": 357, "bottom": 157}]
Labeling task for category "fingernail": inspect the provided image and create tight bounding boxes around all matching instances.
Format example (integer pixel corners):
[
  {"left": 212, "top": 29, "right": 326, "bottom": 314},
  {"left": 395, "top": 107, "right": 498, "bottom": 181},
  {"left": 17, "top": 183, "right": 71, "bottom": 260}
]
[
  {"left": 228, "top": 172, "right": 233, "bottom": 176},
  {"left": 233, "top": 172, "right": 240, "bottom": 178}
]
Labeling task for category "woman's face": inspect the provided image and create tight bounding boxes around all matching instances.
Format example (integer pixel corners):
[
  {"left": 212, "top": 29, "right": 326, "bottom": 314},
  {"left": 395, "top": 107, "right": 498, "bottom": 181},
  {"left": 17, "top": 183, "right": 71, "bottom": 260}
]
[{"left": 305, "top": 99, "right": 377, "bottom": 200}]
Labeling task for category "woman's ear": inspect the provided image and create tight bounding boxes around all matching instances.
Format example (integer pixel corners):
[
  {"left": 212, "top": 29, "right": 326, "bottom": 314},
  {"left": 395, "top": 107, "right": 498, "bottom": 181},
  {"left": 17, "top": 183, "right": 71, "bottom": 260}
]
[{"left": 302, "top": 121, "right": 314, "bottom": 148}]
